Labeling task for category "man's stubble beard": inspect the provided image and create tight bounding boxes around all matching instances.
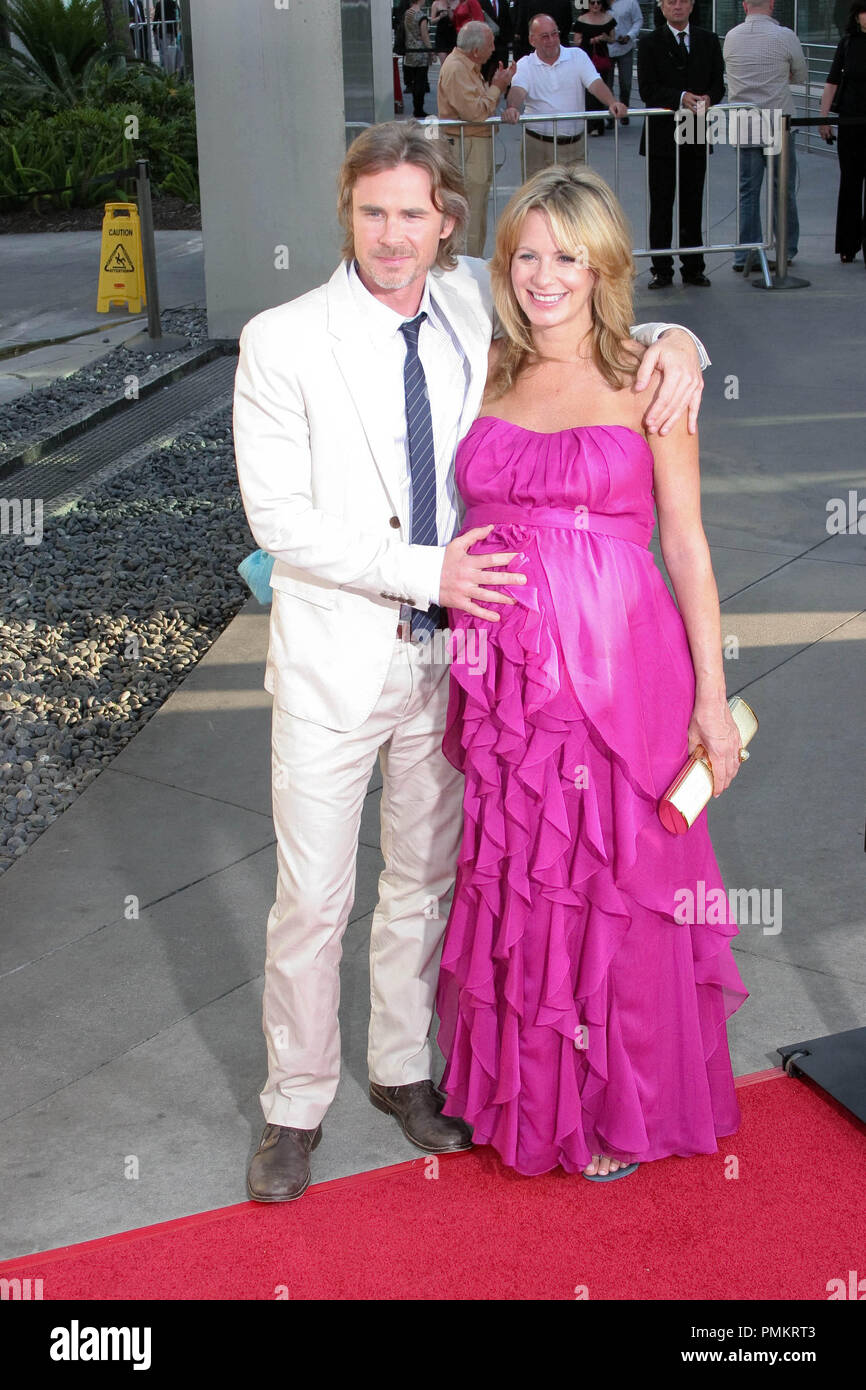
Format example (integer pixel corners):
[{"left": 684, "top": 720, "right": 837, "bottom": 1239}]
[{"left": 360, "top": 251, "right": 429, "bottom": 292}]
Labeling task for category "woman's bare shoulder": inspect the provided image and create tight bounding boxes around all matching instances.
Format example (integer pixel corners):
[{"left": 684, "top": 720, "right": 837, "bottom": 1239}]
[{"left": 616, "top": 338, "right": 660, "bottom": 434}]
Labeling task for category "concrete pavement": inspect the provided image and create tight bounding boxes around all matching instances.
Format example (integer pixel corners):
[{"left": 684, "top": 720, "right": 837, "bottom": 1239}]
[
  {"left": 0, "top": 123, "right": 864, "bottom": 1262},
  {"left": 0, "top": 230, "right": 204, "bottom": 405}
]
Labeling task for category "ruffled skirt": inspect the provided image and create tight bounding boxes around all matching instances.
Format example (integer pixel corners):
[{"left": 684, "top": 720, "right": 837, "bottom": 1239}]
[{"left": 436, "top": 527, "right": 749, "bottom": 1176}]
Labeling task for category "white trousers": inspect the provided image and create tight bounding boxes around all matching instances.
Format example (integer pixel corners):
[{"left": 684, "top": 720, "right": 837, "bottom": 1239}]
[{"left": 260, "top": 632, "right": 465, "bottom": 1129}]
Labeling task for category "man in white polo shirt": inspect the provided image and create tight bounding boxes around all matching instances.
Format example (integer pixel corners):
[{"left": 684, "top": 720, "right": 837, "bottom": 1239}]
[{"left": 503, "top": 11, "right": 627, "bottom": 176}]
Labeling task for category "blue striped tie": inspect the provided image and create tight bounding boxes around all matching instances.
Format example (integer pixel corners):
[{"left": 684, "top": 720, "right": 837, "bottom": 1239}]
[{"left": 399, "top": 313, "right": 444, "bottom": 643}]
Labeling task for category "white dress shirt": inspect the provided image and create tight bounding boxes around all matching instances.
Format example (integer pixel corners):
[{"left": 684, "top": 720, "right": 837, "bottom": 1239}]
[
  {"left": 512, "top": 45, "right": 600, "bottom": 138},
  {"left": 608, "top": 0, "right": 643, "bottom": 58},
  {"left": 348, "top": 259, "right": 470, "bottom": 614}
]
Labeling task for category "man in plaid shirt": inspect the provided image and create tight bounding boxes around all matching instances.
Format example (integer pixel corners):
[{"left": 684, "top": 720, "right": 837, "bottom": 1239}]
[{"left": 723, "top": 0, "right": 807, "bottom": 271}]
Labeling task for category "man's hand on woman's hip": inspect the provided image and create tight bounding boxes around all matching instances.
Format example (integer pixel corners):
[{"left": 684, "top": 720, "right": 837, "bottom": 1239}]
[{"left": 438, "top": 525, "right": 528, "bottom": 619}]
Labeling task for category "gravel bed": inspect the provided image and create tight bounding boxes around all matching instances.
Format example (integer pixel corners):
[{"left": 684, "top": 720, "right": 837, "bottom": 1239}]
[
  {"left": 0, "top": 398, "right": 258, "bottom": 876},
  {"left": 0, "top": 305, "right": 214, "bottom": 463}
]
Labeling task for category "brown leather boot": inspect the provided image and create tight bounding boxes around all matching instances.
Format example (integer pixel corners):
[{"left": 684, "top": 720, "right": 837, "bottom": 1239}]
[
  {"left": 246, "top": 1123, "right": 322, "bottom": 1203},
  {"left": 369, "top": 1080, "right": 472, "bottom": 1153}
]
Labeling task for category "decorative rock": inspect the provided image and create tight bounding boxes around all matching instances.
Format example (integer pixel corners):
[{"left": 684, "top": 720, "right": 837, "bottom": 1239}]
[{"left": 0, "top": 337, "right": 255, "bottom": 877}]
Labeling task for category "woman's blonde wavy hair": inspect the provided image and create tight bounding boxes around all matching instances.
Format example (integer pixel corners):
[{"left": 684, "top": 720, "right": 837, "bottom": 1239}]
[{"left": 487, "top": 164, "right": 639, "bottom": 399}]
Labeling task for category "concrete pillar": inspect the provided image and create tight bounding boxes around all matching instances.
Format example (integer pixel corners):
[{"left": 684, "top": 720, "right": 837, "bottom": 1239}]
[
  {"left": 190, "top": 0, "right": 345, "bottom": 339},
  {"left": 189, "top": 0, "right": 394, "bottom": 339}
]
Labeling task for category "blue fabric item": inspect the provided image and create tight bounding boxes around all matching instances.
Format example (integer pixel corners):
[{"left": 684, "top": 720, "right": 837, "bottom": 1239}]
[
  {"left": 733, "top": 142, "right": 799, "bottom": 267},
  {"left": 399, "top": 313, "right": 443, "bottom": 644},
  {"left": 238, "top": 548, "right": 274, "bottom": 605}
]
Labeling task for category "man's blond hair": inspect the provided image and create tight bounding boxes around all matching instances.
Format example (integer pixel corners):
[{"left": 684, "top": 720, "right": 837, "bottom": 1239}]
[{"left": 338, "top": 122, "right": 470, "bottom": 271}]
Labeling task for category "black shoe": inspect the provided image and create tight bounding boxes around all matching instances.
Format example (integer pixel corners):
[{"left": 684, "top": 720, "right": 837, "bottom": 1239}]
[
  {"left": 840, "top": 253, "right": 855, "bottom": 263},
  {"left": 370, "top": 1079, "right": 473, "bottom": 1153},
  {"left": 621, "top": 116, "right": 630, "bottom": 126},
  {"left": 732, "top": 263, "right": 745, "bottom": 272},
  {"left": 247, "top": 1123, "right": 323, "bottom": 1203},
  {"left": 682, "top": 274, "right": 711, "bottom": 286},
  {"left": 605, "top": 119, "right": 614, "bottom": 129},
  {"left": 648, "top": 273, "right": 673, "bottom": 289}
]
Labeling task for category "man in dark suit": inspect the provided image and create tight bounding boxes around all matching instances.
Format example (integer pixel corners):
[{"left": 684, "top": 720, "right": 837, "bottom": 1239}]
[
  {"left": 514, "top": 1, "right": 573, "bottom": 59},
  {"left": 638, "top": 0, "right": 725, "bottom": 287},
  {"left": 478, "top": 0, "right": 514, "bottom": 81}
]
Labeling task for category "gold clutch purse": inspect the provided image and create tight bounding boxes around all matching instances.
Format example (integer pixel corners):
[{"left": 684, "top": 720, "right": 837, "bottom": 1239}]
[{"left": 658, "top": 696, "right": 758, "bottom": 835}]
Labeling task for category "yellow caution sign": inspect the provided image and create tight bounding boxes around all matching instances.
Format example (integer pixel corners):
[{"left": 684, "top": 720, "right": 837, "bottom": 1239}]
[{"left": 96, "top": 202, "right": 146, "bottom": 313}]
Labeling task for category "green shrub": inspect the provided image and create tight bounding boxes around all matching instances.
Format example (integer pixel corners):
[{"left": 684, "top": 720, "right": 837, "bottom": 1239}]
[
  {"left": 5, "top": 0, "right": 108, "bottom": 80},
  {"left": 0, "top": 0, "right": 123, "bottom": 114},
  {"left": 78, "top": 55, "right": 196, "bottom": 125},
  {"left": 0, "top": 0, "right": 199, "bottom": 210},
  {"left": 0, "top": 104, "right": 199, "bottom": 210},
  {"left": 0, "top": 46, "right": 195, "bottom": 123}
]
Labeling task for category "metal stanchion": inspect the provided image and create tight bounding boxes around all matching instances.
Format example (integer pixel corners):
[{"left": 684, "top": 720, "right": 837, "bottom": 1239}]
[
  {"left": 734, "top": 120, "right": 743, "bottom": 264},
  {"left": 644, "top": 111, "right": 651, "bottom": 253},
  {"left": 673, "top": 115, "right": 681, "bottom": 266},
  {"left": 401, "top": 103, "right": 802, "bottom": 276},
  {"left": 703, "top": 103, "right": 711, "bottom": 254},
  {"left": 752, "top": 117, "right": 809, "bottom": 290},
  {"left": 125, "top": 159, "right": 189, "bottom": 352},
  {"left": 751, "top": 141, "right": 774, "bottom": 285}
]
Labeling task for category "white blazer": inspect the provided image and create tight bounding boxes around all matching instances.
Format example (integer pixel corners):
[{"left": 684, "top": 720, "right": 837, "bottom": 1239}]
[{"left": 232, "top": 256, "right": 703, "bottom": 732}]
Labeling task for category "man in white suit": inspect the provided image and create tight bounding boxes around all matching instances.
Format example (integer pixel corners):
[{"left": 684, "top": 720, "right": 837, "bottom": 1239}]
[{"left": 233, "top": 121, "right": 709, "bottom": 1202}]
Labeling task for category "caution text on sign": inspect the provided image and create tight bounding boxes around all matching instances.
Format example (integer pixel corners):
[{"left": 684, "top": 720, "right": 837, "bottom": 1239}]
[{"left": 97, "top": 202, "right": 146, "bottom": 313}]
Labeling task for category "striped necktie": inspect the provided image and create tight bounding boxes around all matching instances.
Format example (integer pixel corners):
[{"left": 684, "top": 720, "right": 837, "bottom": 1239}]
[{"left": 399, "top": 313, "right": 443, "bottom": 643}]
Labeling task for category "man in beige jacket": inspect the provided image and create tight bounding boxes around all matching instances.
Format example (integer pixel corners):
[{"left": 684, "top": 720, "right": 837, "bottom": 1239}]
[{"left": 437, "top": 20, "right": 516, "bottom": 255}]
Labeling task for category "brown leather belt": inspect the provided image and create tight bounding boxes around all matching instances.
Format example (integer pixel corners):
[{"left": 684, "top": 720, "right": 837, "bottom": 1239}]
[
  {"left": 527, "top": 130, "right": 584, "bottom": 143},
  {"left": 396, "top": 609, "right": 450, "bottom": 641}
]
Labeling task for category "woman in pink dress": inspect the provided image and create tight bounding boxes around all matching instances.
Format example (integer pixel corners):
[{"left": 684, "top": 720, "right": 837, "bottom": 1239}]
[{"left": 436, "top": 165, "right": 749, "bottom": 1181}]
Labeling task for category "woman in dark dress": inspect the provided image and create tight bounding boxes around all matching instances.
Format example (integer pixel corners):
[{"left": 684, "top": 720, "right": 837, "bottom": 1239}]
[
  {"left": 572, "top": 0, "right": 617, "bottom": 135},
  {"left": 403, "top": 0, "right": 433, "bottom": 118},
  {"left": 432, "top": 0, "right": 459, "bottom": 63},
  {"left": 819, "top": 2, "right": 866, "bottom": 263}
]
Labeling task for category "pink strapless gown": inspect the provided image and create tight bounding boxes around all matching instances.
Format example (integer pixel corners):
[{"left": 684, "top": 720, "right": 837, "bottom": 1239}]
[{"left": 436, "top": 418, "right": 749, "bottom": 1176}]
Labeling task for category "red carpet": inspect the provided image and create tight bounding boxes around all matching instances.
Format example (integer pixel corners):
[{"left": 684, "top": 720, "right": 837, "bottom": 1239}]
[{"left": 2, "top": 1070, "right": 864, "bottom": 1300}]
